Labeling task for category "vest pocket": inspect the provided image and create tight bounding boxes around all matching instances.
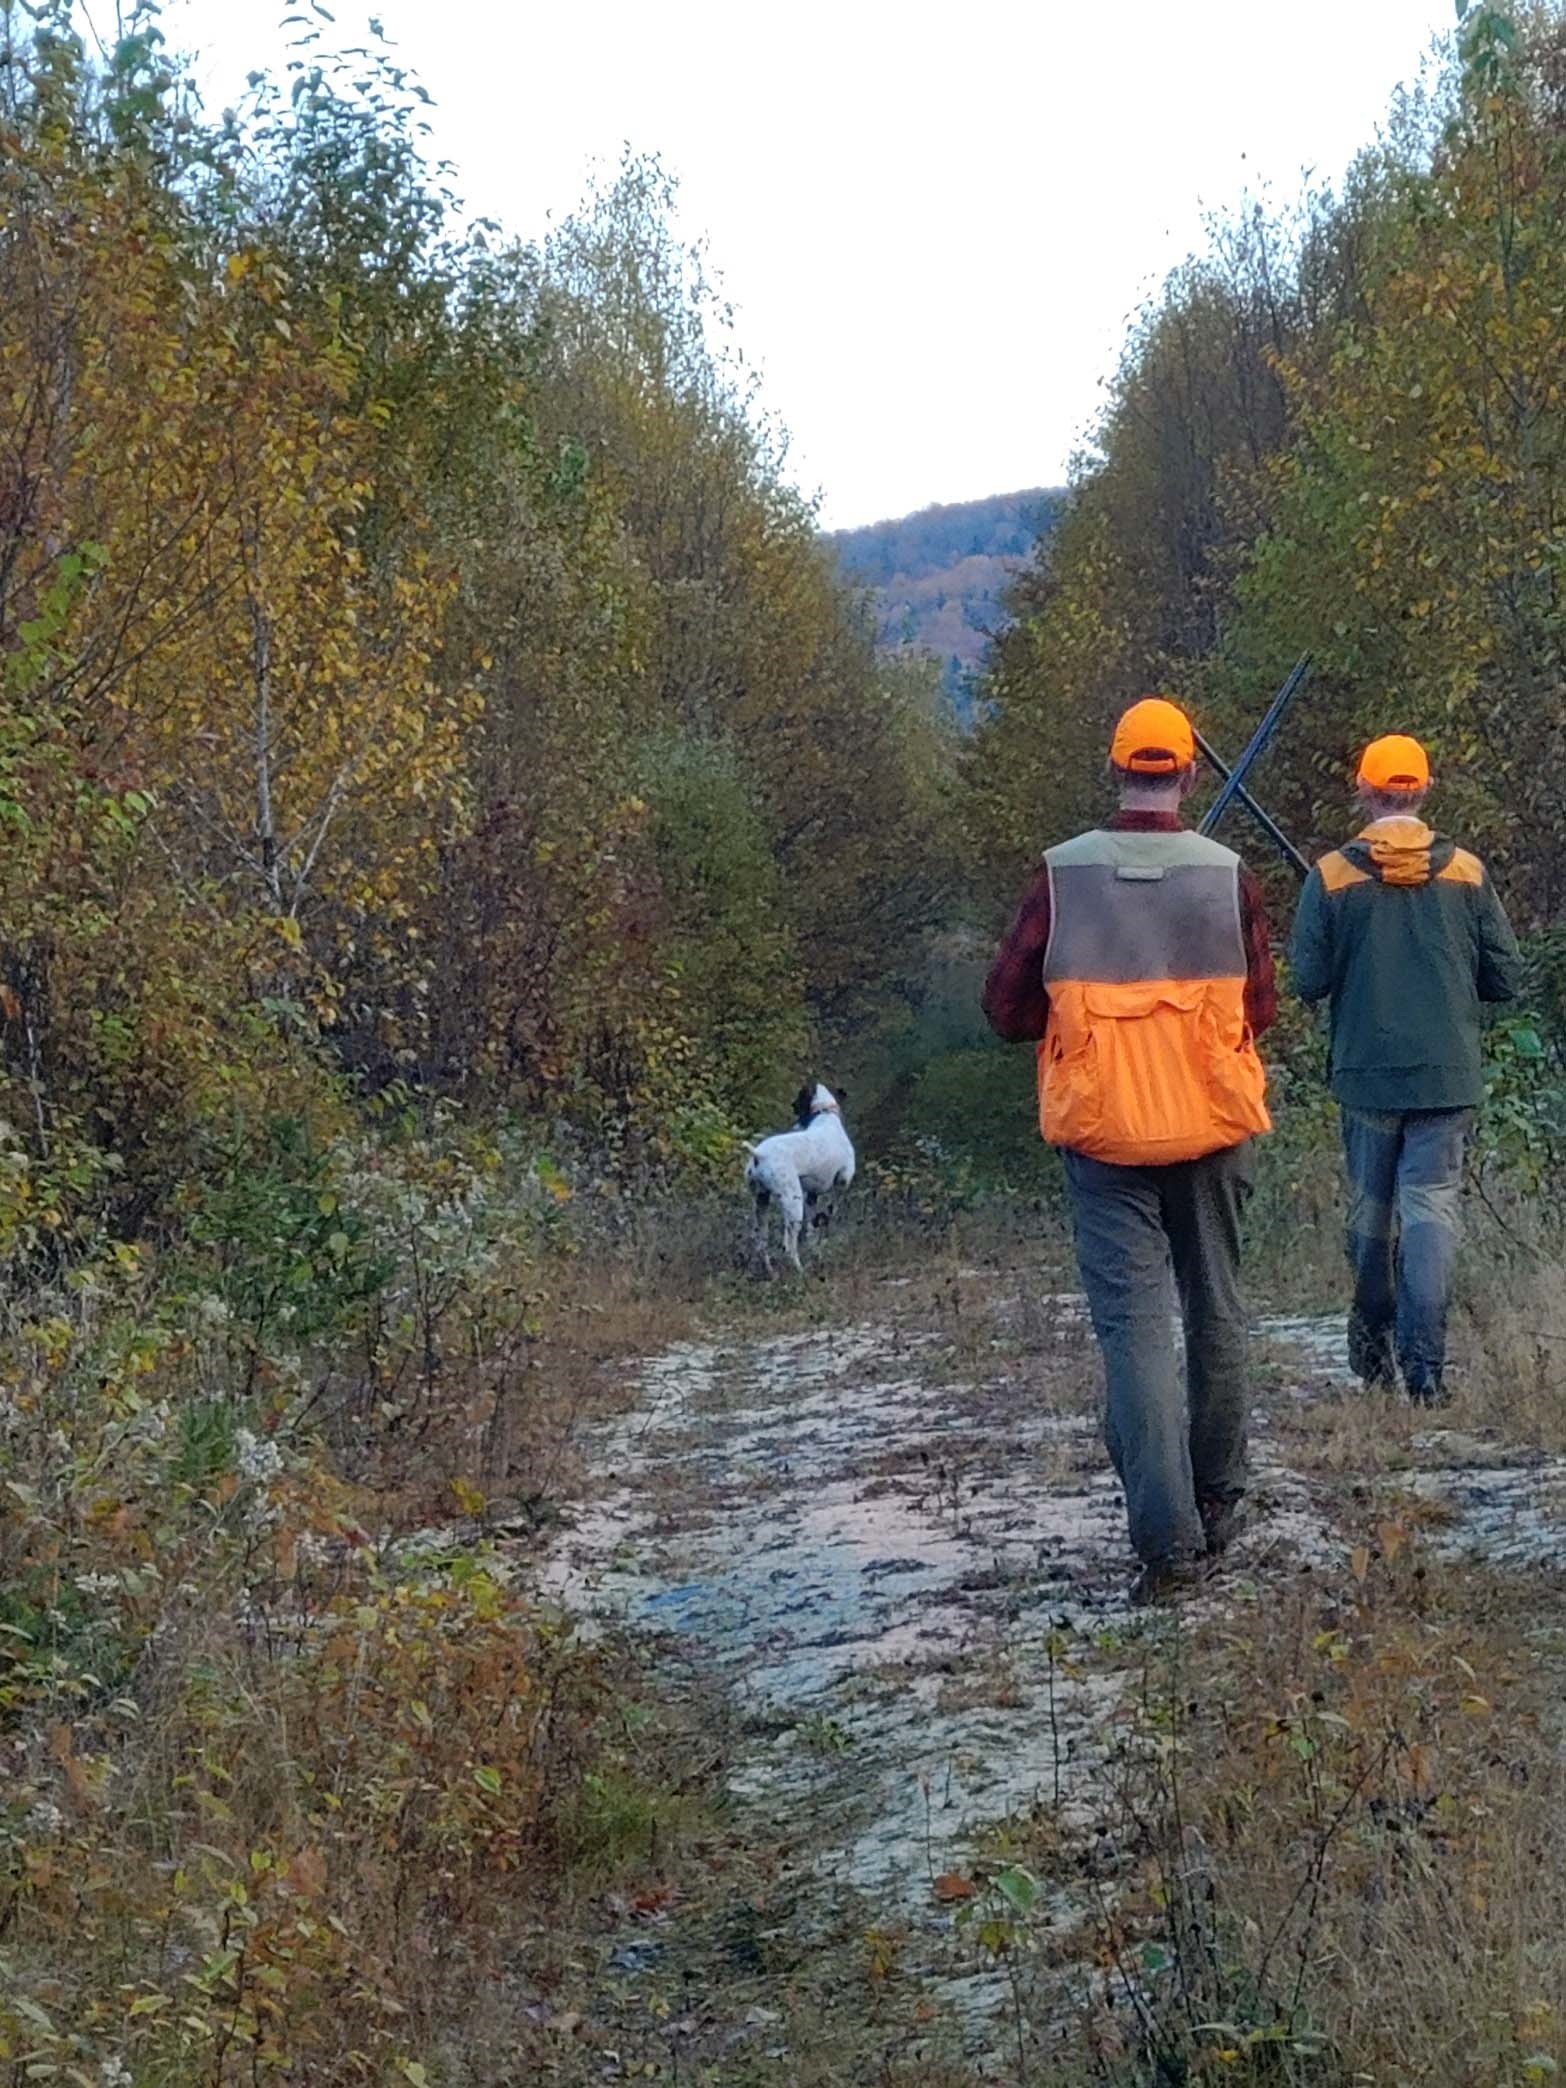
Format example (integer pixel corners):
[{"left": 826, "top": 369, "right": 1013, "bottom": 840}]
[
  {"left": 1037, "top": 1026, "right": 1102, "bottom": 1151},
  {"left": 1040, "top": 979, "right": 1269, "bottom": 1163},
  {"left": 1199, "top": 999, "right": 1272, "bottom": 1145},
  {"left": 1079, "top": 981, "right": 1212, "bottom": 1160}
]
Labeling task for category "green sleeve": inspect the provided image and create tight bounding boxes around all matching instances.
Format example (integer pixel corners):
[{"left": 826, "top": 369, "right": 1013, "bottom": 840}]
[
  {"left": 1288, "top": 869, "right": 1333, "bottom": 1004},
  {"left": 1476, "top": 877, "right": 1523, "bottom": 1004}
]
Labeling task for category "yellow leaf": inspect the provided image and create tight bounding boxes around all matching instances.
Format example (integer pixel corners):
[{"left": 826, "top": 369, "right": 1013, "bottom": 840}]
[{"left": 449, "top": 1476, "right": 487, "bottom": 1518}]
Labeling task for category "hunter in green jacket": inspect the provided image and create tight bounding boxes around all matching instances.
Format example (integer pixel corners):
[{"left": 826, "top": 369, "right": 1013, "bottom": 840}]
[{"left": 1289, "top": 734, "right": 1521, "bottom": 1405}]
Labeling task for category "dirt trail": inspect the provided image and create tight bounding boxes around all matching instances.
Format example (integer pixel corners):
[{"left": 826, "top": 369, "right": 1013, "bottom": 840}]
[{"left": 533, "top": 1268, "right": 1566, "bottom": 2077}]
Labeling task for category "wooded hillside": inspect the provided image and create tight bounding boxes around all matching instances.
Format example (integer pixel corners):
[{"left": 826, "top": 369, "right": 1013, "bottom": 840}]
[
  {"left": 828, "top": 488, "right": 1063, "bottom": 697},
  {"left": 0, "top": 12, "right": 961, "bottom": 2070}
]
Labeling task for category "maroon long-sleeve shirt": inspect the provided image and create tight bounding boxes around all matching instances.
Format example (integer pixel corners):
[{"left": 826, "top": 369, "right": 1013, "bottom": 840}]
[{"left": 981, "top": 810, "right": 1279, "bottom": 1043}]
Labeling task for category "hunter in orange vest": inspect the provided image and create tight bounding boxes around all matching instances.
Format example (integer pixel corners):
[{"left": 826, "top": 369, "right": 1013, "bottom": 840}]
[{"left": 983, "top": 699, "right": 1277, "bottom": 1603}]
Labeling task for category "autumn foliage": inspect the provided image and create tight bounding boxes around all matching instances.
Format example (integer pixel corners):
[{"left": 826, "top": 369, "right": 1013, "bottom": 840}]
[
  {"left": 968, "top": 3, "right": 1566, "bottom": 958},
  {"left": 0, "top": 6, "right": 950, "bottom": 1221},
  {"left": 0, "top": 5, "right": 953, "bottom": 2077}
]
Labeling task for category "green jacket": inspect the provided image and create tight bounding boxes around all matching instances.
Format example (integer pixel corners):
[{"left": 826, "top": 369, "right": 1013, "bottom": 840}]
[{"left": 1289, "top": 817, "right": 1522, "bottom": 1113}]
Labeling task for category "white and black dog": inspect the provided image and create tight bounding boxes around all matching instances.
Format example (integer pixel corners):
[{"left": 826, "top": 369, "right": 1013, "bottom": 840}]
[{"left": 744, "top": 1080, "right": 855, "bottom": 1274}]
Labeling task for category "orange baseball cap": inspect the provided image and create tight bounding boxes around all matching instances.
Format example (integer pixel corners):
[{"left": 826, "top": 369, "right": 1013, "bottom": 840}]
[
  {"left": 1110, "top": 697, "right": 1196, "bottom": 775},
  {"left": 1357, "top": 734, "right": 1431, "bottom": 791}
]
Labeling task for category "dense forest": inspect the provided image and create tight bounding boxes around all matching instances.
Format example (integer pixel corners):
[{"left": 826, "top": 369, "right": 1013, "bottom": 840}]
[
  {"left": 0, "top": 5, "right": 959, "bottom": 2073},
  {"left": 829, "top": 488, "right": 1063, "bottom": 699},
  {"left": 8, "top": 0, "right": 1566, "bottom": 2076},
  {"left": 831, "top": 490, "right": 1059, "bottom": 591},
  {"left": 0, "top": 17, "right": 956, "bottom": 1207}
]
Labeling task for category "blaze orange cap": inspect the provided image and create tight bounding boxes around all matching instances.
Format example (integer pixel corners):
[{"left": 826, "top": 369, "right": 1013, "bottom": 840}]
[
  {"left": 1357, "top": 734, "right": 1430, "bottom": 792},
  {"left": 1111, "top": 697, "right": 1195, "bottom": 775}
]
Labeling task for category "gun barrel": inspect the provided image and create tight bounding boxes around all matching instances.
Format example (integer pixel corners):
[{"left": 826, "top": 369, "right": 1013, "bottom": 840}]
[
  {"left": 1198, "top": 654, "right": 1312, "bottom": 848},
  {"left": 1193, "top": 729, "right": 1310, "bottom": 880}
]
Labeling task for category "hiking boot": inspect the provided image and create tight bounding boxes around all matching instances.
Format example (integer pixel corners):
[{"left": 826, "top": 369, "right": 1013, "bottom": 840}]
[
  {"left": 1405, "top": 1371, "right": 1449, "bottom": 1408},
  {"left": 1198, "top": 1492, "right": 1246, "bottom": 1556},
  {"left": 1128, "top": 1555, "right": 1210, "bottom": 1608},
  {"left": 1348, "top": 1314, "right": 1397, "bottom": 1394}
]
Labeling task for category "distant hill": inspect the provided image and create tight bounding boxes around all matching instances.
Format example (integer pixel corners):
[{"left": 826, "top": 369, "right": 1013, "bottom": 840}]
[{"left": 828, "top": 488, "right": 1066, "bottom": 697}]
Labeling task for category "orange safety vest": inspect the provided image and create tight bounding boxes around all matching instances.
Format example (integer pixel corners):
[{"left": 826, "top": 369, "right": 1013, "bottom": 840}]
[{"left": 1037, "top": 828, "right": 1270, "bottom": 1166}]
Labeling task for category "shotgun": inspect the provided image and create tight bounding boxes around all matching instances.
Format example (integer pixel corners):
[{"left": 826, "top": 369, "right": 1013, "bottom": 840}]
[
  {"left": 1197, "top": 654, "right": 1313, "bottom": 879},
  {"left": 1193, "top": 726, "right": 1310, "bottom": 879}
]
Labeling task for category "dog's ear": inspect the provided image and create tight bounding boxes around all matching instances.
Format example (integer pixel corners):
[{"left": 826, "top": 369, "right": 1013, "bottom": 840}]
[{"left": 793, "top": 1083, "right": 814, "bottom": 1124}]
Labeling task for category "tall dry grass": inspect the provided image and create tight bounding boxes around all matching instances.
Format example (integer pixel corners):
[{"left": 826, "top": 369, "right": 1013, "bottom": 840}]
[{"left": 1054, "top": 1534, "right": 1566, "bottom": 2087}]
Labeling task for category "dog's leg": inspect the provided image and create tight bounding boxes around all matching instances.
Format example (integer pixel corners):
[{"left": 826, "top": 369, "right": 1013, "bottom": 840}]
[
  {"left": 778, "top": 1179, "right": 806, "bottom": 1275},
  {"left": 751, "top": 1191, "right": 774, "bottom": 1276}
]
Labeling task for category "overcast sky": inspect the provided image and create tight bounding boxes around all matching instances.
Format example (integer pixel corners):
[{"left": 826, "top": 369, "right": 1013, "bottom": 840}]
[{"left": 153, "top": 0, "right": 1456, "bottom": 529}]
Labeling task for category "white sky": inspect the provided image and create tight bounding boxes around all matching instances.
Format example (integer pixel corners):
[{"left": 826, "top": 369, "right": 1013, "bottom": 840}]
[{"left": 153, "top": 0, "right": 1456, "bottom": 529}]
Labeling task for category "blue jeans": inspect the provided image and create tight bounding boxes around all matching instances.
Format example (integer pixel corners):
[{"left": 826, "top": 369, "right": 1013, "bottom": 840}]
[
  {"left": 1341, "top": 1108, "right": 1472, "bottom": 1399},
  {"left": 1063, "top": 1144, "right": 1253, "bottom": 1565}
]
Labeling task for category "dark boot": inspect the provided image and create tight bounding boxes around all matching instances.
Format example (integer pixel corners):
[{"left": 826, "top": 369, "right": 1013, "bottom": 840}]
[
  {"left": 1349, "top": 1309, "right": 1397, "bottom": 1394},
  {"left": 1198, "top": 1492, "right": 1246, "bottom": 1556},
  {"left": 1129, "top": 1555, "right": 1210, "bottom": 1608},
  {"left": 1405, "top": 1369, "right": 1449, "bottom": 1408}
]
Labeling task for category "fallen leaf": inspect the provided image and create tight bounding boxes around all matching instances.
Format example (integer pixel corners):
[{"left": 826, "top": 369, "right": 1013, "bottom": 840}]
[
  {"left": 285, "top": 1846, "right": 327, "bottom": 1898},
  {"left": 932, "top": 1872, "right": 977, "bottom": 1903}
]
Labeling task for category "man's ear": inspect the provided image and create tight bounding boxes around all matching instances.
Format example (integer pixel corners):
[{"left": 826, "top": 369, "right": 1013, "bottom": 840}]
[{"left": 1177, "top": 762, "right": 1200, "bottom": 800}]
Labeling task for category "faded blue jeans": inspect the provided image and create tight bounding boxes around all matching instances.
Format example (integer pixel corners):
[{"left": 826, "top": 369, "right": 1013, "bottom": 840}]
[
  {"left": 1341, "top": 1107, "right": 1473, "bottom": 1401},
  {"left": 1062, "top": 1143, "right": 1254, "bottom": 1565}
]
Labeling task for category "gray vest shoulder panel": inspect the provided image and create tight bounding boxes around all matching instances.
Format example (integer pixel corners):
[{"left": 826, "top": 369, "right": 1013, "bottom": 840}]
[{"left": 1043, "top": 829, "right": 1246, "bottom": 985}]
